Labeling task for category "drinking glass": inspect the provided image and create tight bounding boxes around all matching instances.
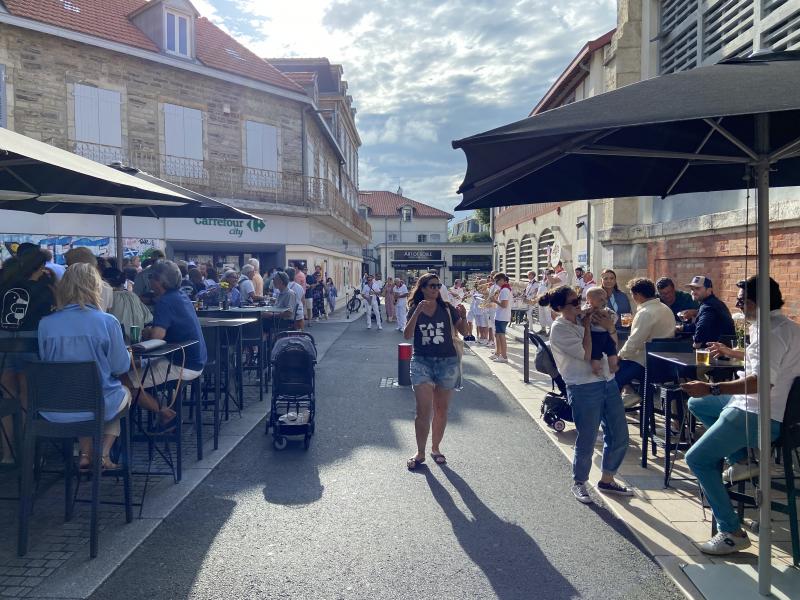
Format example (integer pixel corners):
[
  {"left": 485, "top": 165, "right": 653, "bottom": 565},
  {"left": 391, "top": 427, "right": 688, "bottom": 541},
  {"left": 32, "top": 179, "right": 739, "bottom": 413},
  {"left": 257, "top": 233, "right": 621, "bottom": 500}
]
[{"left": 695, "top": 348, "right": 711, "bottom": 365}]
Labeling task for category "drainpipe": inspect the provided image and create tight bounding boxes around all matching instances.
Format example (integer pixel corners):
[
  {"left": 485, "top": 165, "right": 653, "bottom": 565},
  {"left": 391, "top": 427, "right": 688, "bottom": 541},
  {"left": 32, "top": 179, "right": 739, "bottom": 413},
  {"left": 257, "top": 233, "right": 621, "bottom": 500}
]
[
  {"left": 384, "top": 215, "right": 388, "bottom": 279},
  {"left": 586, "top": 201, "right": 592, "bottom": 273},
  {"left": 301, "top": 108, "right": 308, "bottom": 203}
]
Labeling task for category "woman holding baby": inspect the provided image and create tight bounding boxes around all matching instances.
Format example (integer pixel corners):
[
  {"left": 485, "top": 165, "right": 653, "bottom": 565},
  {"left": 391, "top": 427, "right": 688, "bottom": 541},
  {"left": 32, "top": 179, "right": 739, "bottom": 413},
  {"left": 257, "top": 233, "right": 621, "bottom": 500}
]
[{"left": 538, "top": 285, "right": 632, "bottom": 505}]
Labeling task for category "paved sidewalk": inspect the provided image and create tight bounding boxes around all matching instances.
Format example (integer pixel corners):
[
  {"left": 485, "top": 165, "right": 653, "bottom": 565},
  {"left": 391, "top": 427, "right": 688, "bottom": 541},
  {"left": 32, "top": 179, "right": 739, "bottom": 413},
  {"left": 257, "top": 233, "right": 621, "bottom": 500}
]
[
  {"left": 0, "top": 321, "right": 351, "bottom": 599},
  {"left": 473, "top": 321, "right": 799, "bottom": 599}
]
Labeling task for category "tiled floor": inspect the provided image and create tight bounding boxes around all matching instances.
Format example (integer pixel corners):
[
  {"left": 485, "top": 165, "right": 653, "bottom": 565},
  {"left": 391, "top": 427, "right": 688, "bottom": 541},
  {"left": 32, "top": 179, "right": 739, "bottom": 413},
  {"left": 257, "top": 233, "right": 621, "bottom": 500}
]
[{"left": 474, "top": 323, "right": 800, "bottom": 599}]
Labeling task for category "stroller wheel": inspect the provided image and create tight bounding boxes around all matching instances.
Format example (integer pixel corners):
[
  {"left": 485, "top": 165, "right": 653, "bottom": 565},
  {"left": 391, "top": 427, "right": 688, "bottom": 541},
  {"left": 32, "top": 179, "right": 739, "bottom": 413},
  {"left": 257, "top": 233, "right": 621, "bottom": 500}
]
[
  {"left": 303, "top": 435, "right": 312, "bottom": 450},
  {"left": 273, "top": 436, "right": 288, "bottom": 451},
  {"left": 553, "top": 419, "right": 566, "bottom": 432}
]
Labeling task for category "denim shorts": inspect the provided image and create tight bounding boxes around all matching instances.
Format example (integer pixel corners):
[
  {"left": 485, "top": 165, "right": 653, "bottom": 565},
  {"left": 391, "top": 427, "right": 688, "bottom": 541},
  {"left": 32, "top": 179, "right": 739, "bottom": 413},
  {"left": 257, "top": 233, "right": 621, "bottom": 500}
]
[
  {"left": 410, "top": 355, "right": 461, "bottom": 390},
  {"left": 495, "top": 320, "right": 508, "bottom": 334}
]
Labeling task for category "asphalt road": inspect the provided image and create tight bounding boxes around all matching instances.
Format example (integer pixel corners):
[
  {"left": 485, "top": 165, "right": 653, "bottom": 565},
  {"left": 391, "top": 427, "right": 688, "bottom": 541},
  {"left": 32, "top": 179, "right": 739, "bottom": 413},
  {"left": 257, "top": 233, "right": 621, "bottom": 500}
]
[{"left": 90, "top": 319, "right": 683, "bottom": 600}]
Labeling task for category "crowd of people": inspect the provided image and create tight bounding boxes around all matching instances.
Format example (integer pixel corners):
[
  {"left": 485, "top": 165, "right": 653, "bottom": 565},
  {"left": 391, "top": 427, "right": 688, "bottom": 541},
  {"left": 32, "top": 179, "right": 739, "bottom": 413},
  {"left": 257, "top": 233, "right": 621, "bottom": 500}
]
[{"left": 0, "top": 244, "right": 348, "bottom": 468}]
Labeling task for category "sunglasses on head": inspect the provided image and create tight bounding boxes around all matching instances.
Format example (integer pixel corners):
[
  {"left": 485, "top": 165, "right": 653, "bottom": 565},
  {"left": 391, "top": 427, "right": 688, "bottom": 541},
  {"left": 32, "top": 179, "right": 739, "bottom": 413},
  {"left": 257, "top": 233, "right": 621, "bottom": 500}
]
[{"left": 425, "top": 283, "right": 442, "bottom": 289}]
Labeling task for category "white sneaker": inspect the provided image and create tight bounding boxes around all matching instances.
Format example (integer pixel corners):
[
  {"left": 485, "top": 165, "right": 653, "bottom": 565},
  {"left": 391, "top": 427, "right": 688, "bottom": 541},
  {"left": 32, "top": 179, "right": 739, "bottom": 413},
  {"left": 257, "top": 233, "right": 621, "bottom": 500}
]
[
  {"left": 571, "top": 482, "right": 593, "bottom": 504},
  {"left": 378, "top": 326, "right": 383, "bottom": 330},
  {"left": 621, "top": 391, "right": 642, "bottom": 409},
  {"left": 698, "top": 531, "right": 751, "bottom": 555},
  {"left": 724, "top": 463, "right": 761, "bottom": 484},
  {"left": 494, "top": 357, "right": 508, "bottom": 363}
]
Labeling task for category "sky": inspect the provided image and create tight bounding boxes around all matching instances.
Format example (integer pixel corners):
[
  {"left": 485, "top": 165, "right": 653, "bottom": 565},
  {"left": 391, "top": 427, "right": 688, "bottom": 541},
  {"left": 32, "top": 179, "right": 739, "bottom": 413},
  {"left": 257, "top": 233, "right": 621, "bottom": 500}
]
[{"left": 193, "top": 0, "right": 617, "bottom": 214}]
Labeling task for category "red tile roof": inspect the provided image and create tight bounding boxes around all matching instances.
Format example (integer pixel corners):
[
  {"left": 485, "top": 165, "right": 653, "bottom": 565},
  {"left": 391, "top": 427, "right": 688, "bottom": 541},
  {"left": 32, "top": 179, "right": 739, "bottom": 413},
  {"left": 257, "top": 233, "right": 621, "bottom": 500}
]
[
  {"left": 2, "top": 0, "right": 305, "bottom": 94},
  {"left": 358, "top": 190, "right": 453, "bottom": 219}
]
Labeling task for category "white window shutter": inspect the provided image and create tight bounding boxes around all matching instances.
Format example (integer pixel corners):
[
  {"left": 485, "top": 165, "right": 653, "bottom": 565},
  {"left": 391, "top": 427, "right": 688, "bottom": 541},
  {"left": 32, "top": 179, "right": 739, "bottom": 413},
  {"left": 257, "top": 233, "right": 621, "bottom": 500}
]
[
  {"left": 182, "top": 106, "right": 203, "bottom": 160},
  {"left": 74, "top": 84, "right": 100, "bottom": 144},
  {"left": 262, "top": 123, "right": 278, "bottom": 172},
  {"left": 245, "top": 121, "right": 263, "bottom": 170},
  {"left": 163, "top": 103, "right": 184, "bottom": 157},
  {"left": 0, "top": 65, "right": 6, "bottom": 129},
  {"left": 97, "top": 88, "right": 122, "bottom": 148}
]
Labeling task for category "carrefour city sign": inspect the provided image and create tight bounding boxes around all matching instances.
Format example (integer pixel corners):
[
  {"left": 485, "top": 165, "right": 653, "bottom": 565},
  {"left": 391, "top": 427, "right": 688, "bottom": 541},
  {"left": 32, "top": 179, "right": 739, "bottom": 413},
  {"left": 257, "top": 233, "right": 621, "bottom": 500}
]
[{"left": 193, "top": 218, "right": 265, "bottom": 238}]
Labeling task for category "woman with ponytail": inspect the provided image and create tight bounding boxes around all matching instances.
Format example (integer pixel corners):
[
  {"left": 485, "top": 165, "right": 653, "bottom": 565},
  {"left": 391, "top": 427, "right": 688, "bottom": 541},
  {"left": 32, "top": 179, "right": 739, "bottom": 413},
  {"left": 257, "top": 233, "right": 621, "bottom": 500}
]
[
  {"left": 403, "top": 273, "right": 468, "bottom": 470},
  {"left": 540, "top": 286, "right": 632, "bottom": 504}
]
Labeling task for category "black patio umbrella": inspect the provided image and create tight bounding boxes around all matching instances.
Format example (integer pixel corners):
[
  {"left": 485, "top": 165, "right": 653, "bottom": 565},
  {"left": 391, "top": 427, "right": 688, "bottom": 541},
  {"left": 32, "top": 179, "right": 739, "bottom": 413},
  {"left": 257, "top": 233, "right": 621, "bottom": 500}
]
[
  {"left": 0, "top": 127, "right": 258, "bottom": 259},
  {"left": 452, "top": 51, "right": 800, "bottom": 594}
]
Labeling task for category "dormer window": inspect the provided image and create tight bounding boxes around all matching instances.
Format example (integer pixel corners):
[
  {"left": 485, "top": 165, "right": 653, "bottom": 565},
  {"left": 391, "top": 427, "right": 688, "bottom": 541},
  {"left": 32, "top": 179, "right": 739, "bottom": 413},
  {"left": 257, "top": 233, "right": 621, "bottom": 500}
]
[
  {"left": 166, "top": 10, "right": 191, "bottom": 57},
  {"left": 401, "top": 207, "right": 413, "bottom": 222}
]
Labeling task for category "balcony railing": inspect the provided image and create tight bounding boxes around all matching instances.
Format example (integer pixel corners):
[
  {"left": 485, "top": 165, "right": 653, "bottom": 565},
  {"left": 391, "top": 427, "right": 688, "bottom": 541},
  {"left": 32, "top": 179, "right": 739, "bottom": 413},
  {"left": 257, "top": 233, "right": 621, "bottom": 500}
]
[
  {"left": 127, "top": 150, "right": 371, "bottom": 238},
  {"left": 73, "top": 141, "right": 127, "bottom": 165}
]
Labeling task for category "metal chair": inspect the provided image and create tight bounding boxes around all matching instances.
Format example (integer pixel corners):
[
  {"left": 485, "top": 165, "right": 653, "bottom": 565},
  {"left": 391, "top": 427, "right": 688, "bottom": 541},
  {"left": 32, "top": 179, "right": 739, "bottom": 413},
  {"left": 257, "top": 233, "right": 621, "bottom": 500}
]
[
  {"left": 725, "top": 377, "right": 800, "bottom": 566},
  {"left": 18, "top": 361, "right": 132, "bottom": 558}
]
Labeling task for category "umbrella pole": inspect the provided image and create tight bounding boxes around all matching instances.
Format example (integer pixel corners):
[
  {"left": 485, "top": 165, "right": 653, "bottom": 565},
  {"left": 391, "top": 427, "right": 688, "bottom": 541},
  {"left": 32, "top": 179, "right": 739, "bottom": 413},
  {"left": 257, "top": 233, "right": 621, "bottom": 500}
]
[
  {"left": 755, "top": 113, "right": 772, "bottom": 596},
  {"left": 114, "top": 208, "right": 124, "bottom": 262}
]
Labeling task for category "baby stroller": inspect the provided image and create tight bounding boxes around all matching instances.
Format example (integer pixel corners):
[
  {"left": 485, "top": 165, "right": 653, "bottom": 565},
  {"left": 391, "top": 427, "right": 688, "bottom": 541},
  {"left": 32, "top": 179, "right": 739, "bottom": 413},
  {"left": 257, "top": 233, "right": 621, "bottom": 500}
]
[
  {"left": 529, "top": 332, "right": 572, "bottom": 432},
  {"left": 265, "top": 331, "right": 317, "bottom": 450}
]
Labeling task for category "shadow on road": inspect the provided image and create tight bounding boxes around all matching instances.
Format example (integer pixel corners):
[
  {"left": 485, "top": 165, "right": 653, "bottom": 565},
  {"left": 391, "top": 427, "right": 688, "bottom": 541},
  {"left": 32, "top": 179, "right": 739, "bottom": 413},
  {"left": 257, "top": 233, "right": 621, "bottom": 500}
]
[{"left": 425, "top": 465, "right": 579, "bottom": 600}]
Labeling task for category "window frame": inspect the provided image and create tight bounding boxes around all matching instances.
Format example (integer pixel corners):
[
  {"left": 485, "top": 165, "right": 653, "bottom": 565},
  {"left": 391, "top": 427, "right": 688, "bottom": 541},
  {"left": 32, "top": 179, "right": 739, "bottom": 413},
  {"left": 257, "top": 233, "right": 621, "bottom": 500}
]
[
  {"left": 417, "top": 234, "right": 427, "bottom": 243},
  {"left": 401, "top": 207, "right": 413, "bottom": 222},
  {"left": 165, "top": 10, "right": 192, "bottom": 58}
]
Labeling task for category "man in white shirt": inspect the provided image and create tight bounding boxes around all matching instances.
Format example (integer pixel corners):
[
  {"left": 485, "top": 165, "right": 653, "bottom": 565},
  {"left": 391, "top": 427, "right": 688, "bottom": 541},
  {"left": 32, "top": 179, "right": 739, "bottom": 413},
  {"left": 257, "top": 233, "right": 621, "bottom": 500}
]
[
  {"left": 492, "top": 273, "right": 513, "bottom": 362},
  {"left": 581, "top": 271, "right": 596, "bottom": 300},
  {"left": 393, "top": 279, "right": 409, "bottom": 331},
  {"left": 615, "top": 277, "right": 676, "bottom": 403},
  {"left": 283, "top": 266, "right": 305, "bottom": 330},
  {"left": 362, "top": 274, "right": 383, "bottom": 330},
  {"left": 239, "top": 264, "right": 257, "bottom": 304},
  {"left": 574, "top": 266, "right": 586, "bottom": 293},
  {"left": 550, "top": 261, "right": 569, "bottom": 287},
  {"left": 682, "top": 276, "right": 800, "bottom": 556},
  {"left": 537, "top": 268, "right": 555, "bottom": 333}
]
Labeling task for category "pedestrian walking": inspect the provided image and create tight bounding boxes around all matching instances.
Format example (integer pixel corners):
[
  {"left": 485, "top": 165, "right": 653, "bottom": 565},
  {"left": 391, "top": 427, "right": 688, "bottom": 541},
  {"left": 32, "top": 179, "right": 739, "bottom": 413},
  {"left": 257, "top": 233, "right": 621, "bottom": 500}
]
[
  {"left": 310, "top": 265, "right": 326, "bottom": 321},
  {"left": 362, "top": 274, "right": 383, "bottom": 330},
  {"left": 539, "top": 285, "right": 632, "bottom": 504},
  {"left": 325, "top": 277, "right": 337, "bottom": 314},
  {"left": 384, "top": 276, "right": 396, "bottom": 323},
  {"left": 404, "top": 273, "right": 468, "bottom": 470},
  {"left": 393, "top": 278, "right": 409, "bottom": 331}
]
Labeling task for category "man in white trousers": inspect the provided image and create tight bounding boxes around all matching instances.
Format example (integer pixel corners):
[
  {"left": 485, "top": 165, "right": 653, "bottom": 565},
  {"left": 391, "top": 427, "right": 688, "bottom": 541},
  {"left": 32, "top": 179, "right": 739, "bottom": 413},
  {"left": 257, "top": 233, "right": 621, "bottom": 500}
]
[
  {"left": 362, "top": 274, "right": 383, "bottom": 330},
  {"left": 524, "top": 270, "right": 538, "bottom": 326},
  {"left": 393, "top": 278, "right": 409, "bottom": 331}
]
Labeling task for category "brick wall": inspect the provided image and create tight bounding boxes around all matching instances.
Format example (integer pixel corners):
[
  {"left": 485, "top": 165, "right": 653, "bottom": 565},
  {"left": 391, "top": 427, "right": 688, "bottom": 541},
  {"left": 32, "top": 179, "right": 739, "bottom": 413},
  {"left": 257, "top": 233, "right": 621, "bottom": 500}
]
[{"left": 648, "top": 227, "right": 800, "bottom": 317}]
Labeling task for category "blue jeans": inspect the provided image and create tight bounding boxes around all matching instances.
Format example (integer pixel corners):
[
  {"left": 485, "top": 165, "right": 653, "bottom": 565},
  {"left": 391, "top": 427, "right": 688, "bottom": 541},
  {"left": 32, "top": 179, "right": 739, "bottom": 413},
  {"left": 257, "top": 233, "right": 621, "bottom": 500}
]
[
  {"left": 686, "top": 395, "right": 781, "bottom": 533},
  {"left": 566, "top": 379, "right": 629, "bottom": 483},
  {"left": 615, "top": 359, "right": 644, "bottom": 389}
]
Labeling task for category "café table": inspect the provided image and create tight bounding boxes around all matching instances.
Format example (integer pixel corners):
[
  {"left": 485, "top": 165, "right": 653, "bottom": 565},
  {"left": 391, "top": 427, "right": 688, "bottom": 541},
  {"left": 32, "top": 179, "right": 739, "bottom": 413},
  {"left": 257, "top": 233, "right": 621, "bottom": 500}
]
[
  {"left": 130, "top": 340, "right": 198, "bottom": 485},
  {"left": 197, "top": 317, "right": 256, "bottom": 421},
  {"left": 642, "top": 350, "right": 746, "bottom": 485}
]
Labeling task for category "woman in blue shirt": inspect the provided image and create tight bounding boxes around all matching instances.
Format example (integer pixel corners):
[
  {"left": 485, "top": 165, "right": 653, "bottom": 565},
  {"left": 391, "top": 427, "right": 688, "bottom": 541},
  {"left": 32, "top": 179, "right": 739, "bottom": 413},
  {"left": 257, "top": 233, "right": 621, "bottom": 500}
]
[
  {"left": 38, "top": 263, "right": 131, "bottom": 471},
  {"left": 600, "top": 269, "right": 632, "bottom": 328}
]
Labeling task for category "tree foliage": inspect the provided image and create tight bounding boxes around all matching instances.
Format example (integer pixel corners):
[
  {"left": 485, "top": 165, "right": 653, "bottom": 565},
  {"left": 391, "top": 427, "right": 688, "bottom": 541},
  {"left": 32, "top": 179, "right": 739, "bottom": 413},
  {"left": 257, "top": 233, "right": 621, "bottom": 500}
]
[{"left": 475, "top": 208, "right": 491, "bottom": 225}]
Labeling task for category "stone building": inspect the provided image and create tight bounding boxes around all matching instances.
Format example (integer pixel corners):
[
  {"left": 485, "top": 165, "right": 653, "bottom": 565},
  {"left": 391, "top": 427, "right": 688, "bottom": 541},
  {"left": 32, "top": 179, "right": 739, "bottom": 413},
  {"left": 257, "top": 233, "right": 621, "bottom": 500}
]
[
  {"left": 492, "top": 29, "right": 615, "bottom": 284},
  {"left": 0, "top": 0, "right": 369, "bottom": 289},
  {"left": 360, "top": 190, "right": 492, "bottom": 285},
  {"left": 493, "top": 0, "right": 800, "bottom": 316}
]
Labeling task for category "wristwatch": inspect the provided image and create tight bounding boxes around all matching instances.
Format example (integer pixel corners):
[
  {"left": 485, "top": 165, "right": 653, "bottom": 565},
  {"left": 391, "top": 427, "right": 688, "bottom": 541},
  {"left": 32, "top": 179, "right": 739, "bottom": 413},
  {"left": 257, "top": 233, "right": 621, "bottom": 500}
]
[{"left": 710, "top": 384, "right": 721, "bottom": 396}]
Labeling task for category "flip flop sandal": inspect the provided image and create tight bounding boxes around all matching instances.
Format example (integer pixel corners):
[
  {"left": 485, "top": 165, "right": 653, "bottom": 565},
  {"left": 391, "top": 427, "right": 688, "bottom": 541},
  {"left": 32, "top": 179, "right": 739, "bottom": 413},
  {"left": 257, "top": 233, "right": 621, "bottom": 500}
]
[
  {"left": 430, "top": 453, "right": 447, "bottom": 465},
  {"left": 407, "top": 456, "right": 425, "bottom": 470}
]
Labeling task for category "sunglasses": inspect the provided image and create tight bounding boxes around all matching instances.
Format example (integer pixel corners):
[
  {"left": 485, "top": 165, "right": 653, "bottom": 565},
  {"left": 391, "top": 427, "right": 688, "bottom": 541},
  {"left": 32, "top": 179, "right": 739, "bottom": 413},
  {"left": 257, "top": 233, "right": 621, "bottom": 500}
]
[
  {"left": 425, "top": 283, "right": 442, "bottom": 289},
  {"left": 567, "top": 298, "right": 581, "bottom": 307},
  {"left": 735, "top": 297, "right": 745, "bottom": 308}
]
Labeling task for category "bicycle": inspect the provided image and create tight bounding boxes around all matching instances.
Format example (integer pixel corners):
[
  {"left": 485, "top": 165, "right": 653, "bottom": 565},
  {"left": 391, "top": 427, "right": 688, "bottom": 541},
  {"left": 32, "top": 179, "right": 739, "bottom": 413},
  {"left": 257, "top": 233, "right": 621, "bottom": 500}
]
[{"left": 346, "top": 289, "right": 362, "bottom": 317}]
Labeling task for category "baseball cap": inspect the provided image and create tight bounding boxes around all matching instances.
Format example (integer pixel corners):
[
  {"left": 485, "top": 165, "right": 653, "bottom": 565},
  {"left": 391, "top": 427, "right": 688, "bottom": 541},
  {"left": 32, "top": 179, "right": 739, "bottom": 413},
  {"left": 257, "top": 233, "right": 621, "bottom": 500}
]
[{"left": 686, "top": 275, "right": 713, "bottom": 289}]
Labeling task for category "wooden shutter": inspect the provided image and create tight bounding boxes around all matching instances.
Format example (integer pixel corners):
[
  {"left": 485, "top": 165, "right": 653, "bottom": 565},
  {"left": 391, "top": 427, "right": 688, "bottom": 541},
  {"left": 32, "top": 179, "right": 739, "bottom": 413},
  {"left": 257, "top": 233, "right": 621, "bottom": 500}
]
[
  {"left": 164, "top": 103, "right": 185, "bottom": 157},
  {"left": 182, "top": 106, "right": 203, "bottom": 160},
  {"left": 74, "top": 84, "right": 100, "bottom": 143},
  {"left": 97, "top": 88, "right": 122, "bottom": 148}
]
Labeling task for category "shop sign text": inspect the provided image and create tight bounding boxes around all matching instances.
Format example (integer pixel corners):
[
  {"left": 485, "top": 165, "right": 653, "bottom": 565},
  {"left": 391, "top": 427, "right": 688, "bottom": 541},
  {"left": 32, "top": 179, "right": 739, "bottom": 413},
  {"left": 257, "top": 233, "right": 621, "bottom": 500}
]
[{"left": 193, "top": 218, "right": 266, "bottom": 238}]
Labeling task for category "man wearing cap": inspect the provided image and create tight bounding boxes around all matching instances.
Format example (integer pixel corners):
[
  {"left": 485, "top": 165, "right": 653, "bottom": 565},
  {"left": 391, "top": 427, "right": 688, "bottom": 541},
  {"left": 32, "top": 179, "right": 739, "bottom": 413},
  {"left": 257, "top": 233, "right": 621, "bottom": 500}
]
[
  {"left": 681, "top": 276, "right": 800, "bottom": 555},
  {"left": 656, "top": 277, "right": 699, "bottom": 319},
  {"left": 680, "top": 276, "right": 735, "bottom": 348}
]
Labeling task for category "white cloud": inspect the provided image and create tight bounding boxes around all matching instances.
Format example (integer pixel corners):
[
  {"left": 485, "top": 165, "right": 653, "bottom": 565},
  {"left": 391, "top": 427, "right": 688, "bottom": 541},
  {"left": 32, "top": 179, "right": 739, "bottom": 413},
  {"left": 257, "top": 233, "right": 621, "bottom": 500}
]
[{"left": 201, "top": 0, "right": 617, "bottom": 212}]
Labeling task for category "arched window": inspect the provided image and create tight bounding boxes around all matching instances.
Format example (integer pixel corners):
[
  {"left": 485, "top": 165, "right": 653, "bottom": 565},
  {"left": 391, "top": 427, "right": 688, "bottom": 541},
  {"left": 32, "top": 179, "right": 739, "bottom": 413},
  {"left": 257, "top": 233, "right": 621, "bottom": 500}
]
[
  {"left": 537, "top": 229, "right": 555, "bottom": 275},
  {"left": 519, "top": 235, "right": 534, "bottom": 279},
  {"left": 505, "top": 240, "right": 517, "bottom": 281}
]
